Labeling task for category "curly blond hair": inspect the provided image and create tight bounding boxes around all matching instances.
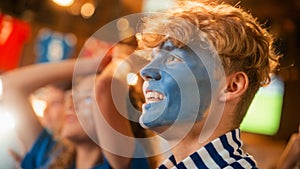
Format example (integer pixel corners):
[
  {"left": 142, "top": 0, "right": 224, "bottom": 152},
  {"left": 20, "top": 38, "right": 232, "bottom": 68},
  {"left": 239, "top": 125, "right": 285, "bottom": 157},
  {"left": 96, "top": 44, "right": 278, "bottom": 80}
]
[{"left": 137, "top": 0, "right": 280, "bottom": 123}]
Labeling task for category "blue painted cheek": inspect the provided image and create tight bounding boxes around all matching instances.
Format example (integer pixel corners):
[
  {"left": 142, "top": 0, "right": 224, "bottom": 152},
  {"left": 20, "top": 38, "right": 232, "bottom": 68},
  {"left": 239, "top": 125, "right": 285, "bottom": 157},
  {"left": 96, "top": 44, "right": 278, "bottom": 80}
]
[
  {"left": 189, "top": 62, "right": 211, "bottom": 116},
  {"left": 140, "top": 48, "right": 211, "bottom": 129},
  {"left": 159, "top": 72, "right": 182, "bottom": 122},
  {"left": 140, "top": 70, "right": 181, "bottom": 128},
  {"left": 141, "top": 65, "right": 202, "bottom": 128},
  {"left": 169, "top": 66, "right": 202, "bottom": 122}
]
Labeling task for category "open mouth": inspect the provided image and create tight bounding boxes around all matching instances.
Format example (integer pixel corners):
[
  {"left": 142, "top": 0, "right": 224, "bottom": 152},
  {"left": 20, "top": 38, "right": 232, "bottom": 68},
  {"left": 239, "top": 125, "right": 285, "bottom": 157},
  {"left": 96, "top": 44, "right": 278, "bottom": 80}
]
[
  {"left": 145, "top": 91, "right": 165, "bottom": 104},
  {"left": 64, "top": 114, "right": 77, "bottom": 123}
]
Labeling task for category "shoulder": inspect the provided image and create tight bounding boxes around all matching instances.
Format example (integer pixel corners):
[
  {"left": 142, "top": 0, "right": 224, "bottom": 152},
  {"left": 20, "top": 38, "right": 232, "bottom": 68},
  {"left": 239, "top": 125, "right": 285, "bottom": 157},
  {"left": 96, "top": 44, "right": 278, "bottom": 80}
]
[{"left": 21, "top": 129, "right": 57, "bottom": 169}]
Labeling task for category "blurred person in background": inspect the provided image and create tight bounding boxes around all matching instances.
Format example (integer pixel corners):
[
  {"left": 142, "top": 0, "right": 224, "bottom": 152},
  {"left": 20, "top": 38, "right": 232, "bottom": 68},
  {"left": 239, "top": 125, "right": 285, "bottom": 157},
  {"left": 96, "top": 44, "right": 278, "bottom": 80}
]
[
  {"left": 40, "top": 84, "right": 68, "bottom": 137},
  {"left": 8, "top": 83, "right": 69, "bottom": 167},
  {"left": 276, "top": 125, "right": 300, "bottom": 169},
  {"left": 1, "top": 40, "right": 154, "bottom": 168},
  {"left": 1, "top": 58, "right": 104, "bottom": 169}
]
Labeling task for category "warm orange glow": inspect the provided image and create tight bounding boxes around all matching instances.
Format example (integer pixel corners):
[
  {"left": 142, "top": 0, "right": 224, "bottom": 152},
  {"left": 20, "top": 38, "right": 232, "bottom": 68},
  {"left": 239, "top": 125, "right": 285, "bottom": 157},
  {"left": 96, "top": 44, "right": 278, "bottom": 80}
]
[
  {"left": 81, "top": 2, "right": 95, "bottom": 19},
  {"left": 30, "top": 97, "right": 47, "bottom": 117},
  {"left": 52, "top": 0, "right": 74, "bottom": 7},
  {"left": 127, "top": 73, "right": 138, "bottom": 86},
  {"left": 117, "top": 18, "right": 129, "bottom": 32}
]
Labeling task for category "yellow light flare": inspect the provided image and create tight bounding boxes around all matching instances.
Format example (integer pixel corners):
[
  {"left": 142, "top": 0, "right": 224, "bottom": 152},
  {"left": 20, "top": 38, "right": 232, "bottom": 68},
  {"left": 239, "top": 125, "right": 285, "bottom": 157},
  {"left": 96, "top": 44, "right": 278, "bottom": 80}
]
[
  {"left": 81, "top": 2, "right": 95, "bottom": 19},
  {"left": 127, "top": 73, "right": 138, "bottom": 86},
  {"left": 31, "top": 97, "right": 47, "bottom": 118},
  {"left": 52, "top": 0, "right": 74, "bottom": 7}
]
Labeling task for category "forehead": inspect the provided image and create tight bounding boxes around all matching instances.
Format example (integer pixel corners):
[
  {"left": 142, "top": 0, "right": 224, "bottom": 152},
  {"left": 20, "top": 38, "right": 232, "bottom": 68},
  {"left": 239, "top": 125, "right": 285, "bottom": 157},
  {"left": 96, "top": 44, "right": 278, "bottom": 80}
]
[
  {"left": 71, "top": 76, "right": 95, "bottom": 98},
  {"left": 135, "top": 40, "right": 195, "bottom": 60},
  {"left": 43, "top": 86, "right": 65, "bottom": 101},
  {"left": 75, "top": 76, "right": 95, "bottom": 91}
]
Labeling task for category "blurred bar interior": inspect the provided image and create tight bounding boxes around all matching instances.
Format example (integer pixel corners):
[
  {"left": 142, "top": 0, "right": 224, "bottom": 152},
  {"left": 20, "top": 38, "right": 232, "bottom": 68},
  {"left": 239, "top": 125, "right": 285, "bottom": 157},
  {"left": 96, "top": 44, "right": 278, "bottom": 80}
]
[{"left": 0, "top": 0, "right": 299, "bottom": 168}]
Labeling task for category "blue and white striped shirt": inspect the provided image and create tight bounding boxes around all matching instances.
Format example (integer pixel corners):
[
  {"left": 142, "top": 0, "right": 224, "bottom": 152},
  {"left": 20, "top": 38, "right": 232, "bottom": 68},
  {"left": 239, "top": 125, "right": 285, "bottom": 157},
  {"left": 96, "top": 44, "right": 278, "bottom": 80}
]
[{"left": 158, "top": 129, "right": 258, "bottom": 169}]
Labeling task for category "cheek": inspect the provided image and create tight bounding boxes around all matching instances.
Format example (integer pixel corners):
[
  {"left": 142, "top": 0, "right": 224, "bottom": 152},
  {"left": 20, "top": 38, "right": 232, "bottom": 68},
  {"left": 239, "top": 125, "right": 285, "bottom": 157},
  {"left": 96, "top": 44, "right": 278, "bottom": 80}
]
[
  {"left": 160, "top": 76, "right": 182, "bottom": 119},
  {"left": 78, "top": 111, "right": 95, "bottom": 132},
  {"left": 62, "top": 120, "right": 82, "bottom": 134},
  {"left": 161, "top": 70, "right": 181, "bottom": 92},
  {"left": 78, "top": 113, "right": 88, "bottom": 125},
  {"left": 54, "top": 105, "right": 64, "bottom": 114},
  {"left": 193, "top": 68, "right": 211, "bottom": 99}
]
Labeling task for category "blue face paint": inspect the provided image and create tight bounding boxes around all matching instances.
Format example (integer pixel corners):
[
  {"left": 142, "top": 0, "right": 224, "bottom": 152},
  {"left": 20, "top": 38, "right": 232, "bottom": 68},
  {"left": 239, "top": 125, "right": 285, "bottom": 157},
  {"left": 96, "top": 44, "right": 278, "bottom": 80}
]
[{"left": 139, "top": 41, "right": 211, "bottom": 129}]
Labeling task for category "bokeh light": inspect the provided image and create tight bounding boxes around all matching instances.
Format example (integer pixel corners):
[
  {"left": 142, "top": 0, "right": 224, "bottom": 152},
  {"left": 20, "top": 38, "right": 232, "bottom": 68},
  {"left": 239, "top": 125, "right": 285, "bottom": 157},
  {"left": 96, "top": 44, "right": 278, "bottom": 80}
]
[
  {"left": 30, "top": 96, "right": 47, "bottom": 117},
  {"left": 127, "top": 73, "right": 138, "bottom": 86},
  {"left": 81, "top": 2, "right": 95, "bottom": 19},
  {"left": 52, "top": 0, "right": 74, "bottom": 7},
  {"left": 0, "top": 111, "right": 15, "bottom": 134}
]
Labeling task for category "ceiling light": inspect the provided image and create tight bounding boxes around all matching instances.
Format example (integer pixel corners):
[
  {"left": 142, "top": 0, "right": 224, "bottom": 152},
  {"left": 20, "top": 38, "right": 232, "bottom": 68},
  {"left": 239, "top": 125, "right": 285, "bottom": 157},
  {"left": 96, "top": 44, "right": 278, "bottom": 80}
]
[
  {"left": 81, "top": 2, "right": 95, "bottom": 19},
  {"left": 52, "top": 0, "right": 74, "bottom": 7}
]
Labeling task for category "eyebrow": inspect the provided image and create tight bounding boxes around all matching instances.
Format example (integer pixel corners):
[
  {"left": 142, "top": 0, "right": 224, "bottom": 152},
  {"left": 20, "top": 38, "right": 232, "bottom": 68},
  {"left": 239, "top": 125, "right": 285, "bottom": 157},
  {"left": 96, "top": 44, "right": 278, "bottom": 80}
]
[{"left": 160, "top": 40, "right": 176, "bottom": 51}]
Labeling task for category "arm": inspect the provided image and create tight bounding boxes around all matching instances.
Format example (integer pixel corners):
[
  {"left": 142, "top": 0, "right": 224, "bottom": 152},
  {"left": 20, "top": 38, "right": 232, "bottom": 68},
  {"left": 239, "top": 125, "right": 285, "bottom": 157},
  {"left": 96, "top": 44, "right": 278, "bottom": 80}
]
[
  {"left": 276, "top": 125, "right": 300, "bottom": 169},
  {"left": 1, "top": 58, "right": 100, "bottom": 151},
  {"left": 94, "top": 58, "right": 135, "bottom": 169},
  {"left": 8, "top": 149, "right": 23, "bottom": 165}
]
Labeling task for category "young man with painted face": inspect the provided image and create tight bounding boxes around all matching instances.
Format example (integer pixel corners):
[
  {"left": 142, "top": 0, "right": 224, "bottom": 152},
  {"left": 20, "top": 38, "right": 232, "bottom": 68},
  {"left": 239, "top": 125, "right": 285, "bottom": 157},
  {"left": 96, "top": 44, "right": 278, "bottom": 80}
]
[{"left": 137, "top": 1, "right": 280, "bottom": 168}]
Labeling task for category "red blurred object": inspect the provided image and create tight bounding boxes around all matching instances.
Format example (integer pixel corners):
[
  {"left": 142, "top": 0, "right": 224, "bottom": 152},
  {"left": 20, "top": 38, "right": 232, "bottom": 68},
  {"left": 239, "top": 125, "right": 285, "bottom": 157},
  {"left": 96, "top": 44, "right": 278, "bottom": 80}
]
[{"left": 0, "top": 13, "right": 31, "bottom": 71}]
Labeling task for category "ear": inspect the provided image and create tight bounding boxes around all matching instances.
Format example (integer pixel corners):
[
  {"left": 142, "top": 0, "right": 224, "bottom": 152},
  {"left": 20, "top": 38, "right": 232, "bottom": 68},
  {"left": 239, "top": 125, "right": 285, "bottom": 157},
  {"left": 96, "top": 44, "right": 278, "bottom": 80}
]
[{"left": 219, "top": 72, "right": 249, "bottom": 102}]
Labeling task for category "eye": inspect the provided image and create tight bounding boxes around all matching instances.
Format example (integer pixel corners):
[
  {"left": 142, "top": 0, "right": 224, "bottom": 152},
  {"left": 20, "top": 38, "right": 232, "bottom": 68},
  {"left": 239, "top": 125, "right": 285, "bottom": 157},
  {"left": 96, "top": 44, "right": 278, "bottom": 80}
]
[
  {"left": 83, "top": 96, "right": 92, "bottom": 105},
  {"left": 77, "top": 96, "right": 92, "bottom": 105},
  {"left": 166, "top": 55, "right": 182, "bottom": 63}
]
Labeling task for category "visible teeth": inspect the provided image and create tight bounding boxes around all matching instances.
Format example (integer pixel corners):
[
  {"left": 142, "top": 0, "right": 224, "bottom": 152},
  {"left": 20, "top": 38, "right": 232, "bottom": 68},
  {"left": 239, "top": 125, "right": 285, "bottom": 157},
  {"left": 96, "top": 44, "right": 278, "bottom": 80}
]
[
  {"left": 145, "top": 91, "right": 165, "bottom": 103},
  {"left": 146, "top": 92, "right": 164, "bottom": 99},
  {"left": 148, "top": 100, "right": 156, "bottom": 103}
]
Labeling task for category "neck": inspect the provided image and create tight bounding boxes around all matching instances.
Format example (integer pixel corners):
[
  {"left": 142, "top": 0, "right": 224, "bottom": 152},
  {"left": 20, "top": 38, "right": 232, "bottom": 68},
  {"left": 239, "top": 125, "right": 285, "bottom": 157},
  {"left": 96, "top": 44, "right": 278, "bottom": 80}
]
[
  {"left": 168, "top": 122, "right": 208, "bottom": 162},
  {"left": 75, "top": 141, "right": 102, "bottom": 169},
  {"left": 169, "top": 109, "right": 238, "bottom": 163}
]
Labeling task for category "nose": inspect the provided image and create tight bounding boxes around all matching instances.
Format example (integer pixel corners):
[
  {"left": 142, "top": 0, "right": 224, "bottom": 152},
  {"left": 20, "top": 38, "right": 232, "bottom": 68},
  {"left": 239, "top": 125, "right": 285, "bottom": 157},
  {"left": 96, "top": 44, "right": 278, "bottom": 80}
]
[
  {"left": 64, "top": 91, "right": 74, "bottom": 114},
  {"left": 140, "top": 65, "right": 161, "bottom": 81}
]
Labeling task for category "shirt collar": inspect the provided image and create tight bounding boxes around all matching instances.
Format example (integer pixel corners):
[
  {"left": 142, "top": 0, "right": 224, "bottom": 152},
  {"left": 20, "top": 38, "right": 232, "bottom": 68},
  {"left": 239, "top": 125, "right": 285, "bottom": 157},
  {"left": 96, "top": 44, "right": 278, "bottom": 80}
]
[{"left": 158, "top": 129, "right": 256, "bottom": 168}]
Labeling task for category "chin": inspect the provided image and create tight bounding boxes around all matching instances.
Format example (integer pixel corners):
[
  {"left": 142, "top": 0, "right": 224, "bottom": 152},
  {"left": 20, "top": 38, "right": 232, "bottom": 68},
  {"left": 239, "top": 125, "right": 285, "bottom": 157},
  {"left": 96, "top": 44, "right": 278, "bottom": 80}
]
[
  {"left": 139, "top": 113, "right": 162, "bottom": 128},
  {"left": 141, "top": 123, "right": 170, "bottom": 135},
  {"left": 139, "top": 115, "right": 151, "bottom": 129},
  {"left": 139, "top": 116, "right": 171, "bottom": 134},
  {"left": 150, "top": 126, "right": 171, "bottom": 134}
]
